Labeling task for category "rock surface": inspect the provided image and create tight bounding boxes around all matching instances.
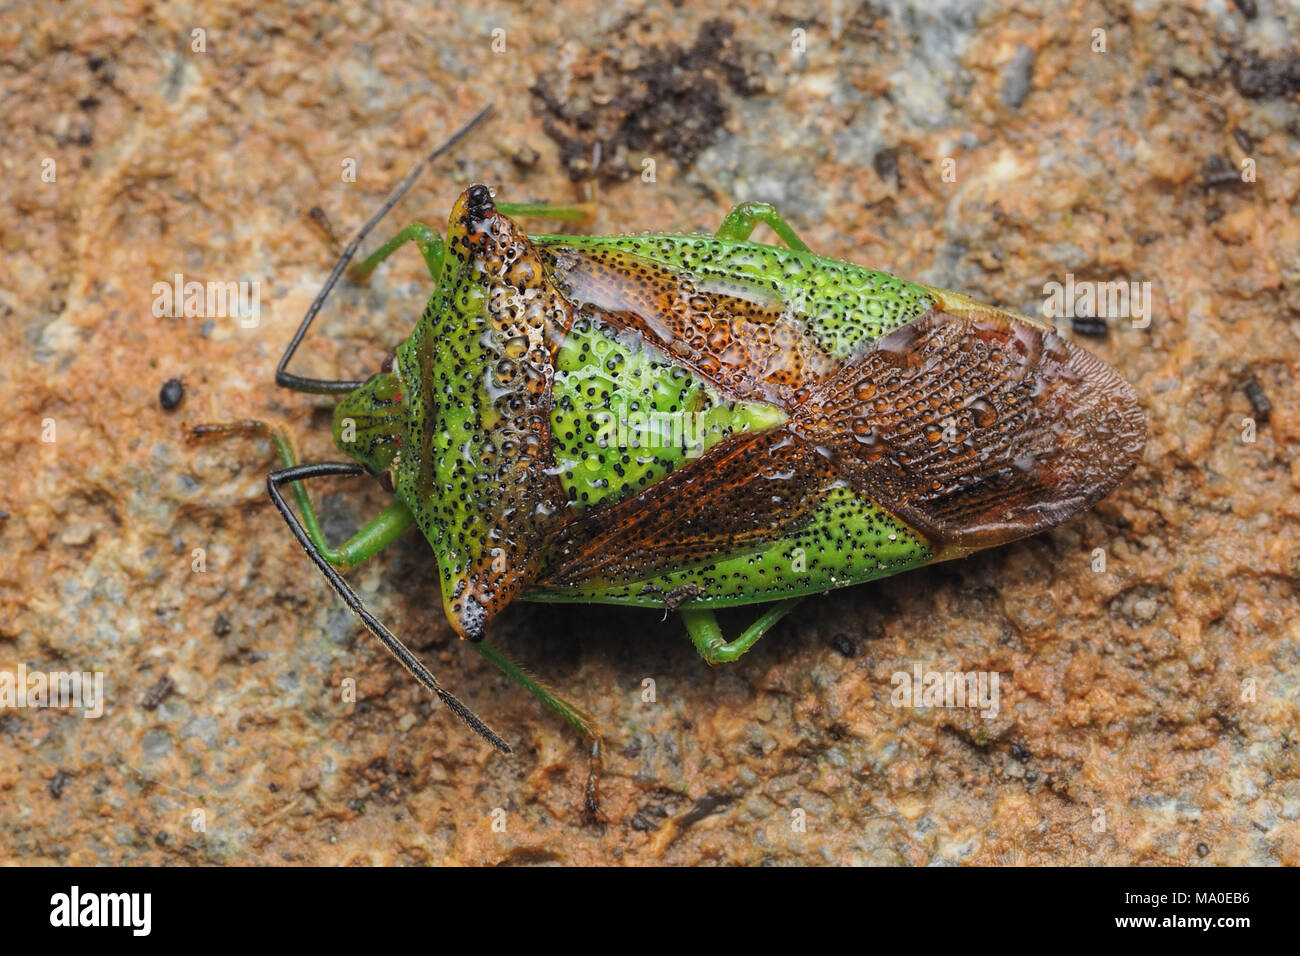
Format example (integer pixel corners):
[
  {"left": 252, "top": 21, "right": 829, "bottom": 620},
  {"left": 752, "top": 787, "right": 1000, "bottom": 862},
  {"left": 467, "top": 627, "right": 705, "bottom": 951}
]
[{"left": 1, "top": 0, "right": 1297, "bottom": 865}]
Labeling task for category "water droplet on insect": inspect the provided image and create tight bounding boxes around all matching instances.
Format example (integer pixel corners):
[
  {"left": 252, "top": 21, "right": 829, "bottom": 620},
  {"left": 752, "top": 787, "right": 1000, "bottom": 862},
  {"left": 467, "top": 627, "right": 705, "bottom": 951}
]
[
  {"left": 851, "top": 423, "right": 888, "bottom": 460},
  {"left": 968, "top": 397, "right": 997, "bottom": 428}
]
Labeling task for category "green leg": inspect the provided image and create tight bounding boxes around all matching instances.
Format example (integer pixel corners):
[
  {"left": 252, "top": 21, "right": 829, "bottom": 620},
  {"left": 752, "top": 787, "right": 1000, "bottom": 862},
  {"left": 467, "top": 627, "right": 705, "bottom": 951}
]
[
  {"left": 350, "top": 205, "right": 596, "bottom": 284},
  {"left": 496, "top": 200, "right": 596, "bottom": 226},
  {"left": 195, "top": 420, "right": 600, "bottom": 752},
  {"left": 350, "top": 222, "right": 444, "bottom": 282},
  {"left": 715, "top": 202, "right": 812, "bottom": 253},
  {"left": 473, "top": 636, "right": 603, "bottom": 818},
  {"left": 470, "top": 639, "right": 602, "bottom": 815},
  {"left": 469, "top": 642, "right": 597, "bottom": 740},
  {"left": 192, "top": 420, "right": 412, "bottom": 569},
  {"left": 681, "top": 597, "right": 805, "bottom": 664}
]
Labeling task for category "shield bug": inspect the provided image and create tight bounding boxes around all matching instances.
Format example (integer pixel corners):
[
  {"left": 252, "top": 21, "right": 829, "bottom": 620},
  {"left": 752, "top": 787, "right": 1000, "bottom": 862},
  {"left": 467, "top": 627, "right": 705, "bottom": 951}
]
[{"left": 197, "top": 106, "right": 1146, "bottom": 753}]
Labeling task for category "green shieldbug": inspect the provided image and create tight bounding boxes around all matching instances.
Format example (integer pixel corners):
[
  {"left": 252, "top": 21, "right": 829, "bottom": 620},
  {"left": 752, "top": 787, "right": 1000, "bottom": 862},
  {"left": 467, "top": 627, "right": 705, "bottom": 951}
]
[{"left": 198, "top": 107, "right": 1146, "bottom": 754}]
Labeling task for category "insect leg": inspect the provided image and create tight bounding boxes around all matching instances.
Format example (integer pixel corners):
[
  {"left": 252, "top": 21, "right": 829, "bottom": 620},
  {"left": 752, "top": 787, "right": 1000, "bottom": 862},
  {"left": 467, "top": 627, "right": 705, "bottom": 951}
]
[
  {"left": 350, "top": 200, "right": 593, "bottom": 300},
  {"left": 276, "top": 103, "right": 494, "bottom": 395},
  {"left": 495, "top": 200, "right": 596, "bottom": 227},
  {"left": 714, "top": 202, "right": 812, "bottom": 253},
  {"left": 680, "top": 597, "right": 806, "bottom": 664},
  {"left": 468, "top": 641, "right": 598, "bottom": 739},
  {"left": 349, "top": 222, "right": 445, "bottom": 283},
  {"left": 466, "top": 644, "right": 603, "bottom": 818},
  {"left": 267, "top": 461, "right": 511, "bottom": 754},
  {"left": 192, "top": 419, "right": 408, "bottom": 570}
]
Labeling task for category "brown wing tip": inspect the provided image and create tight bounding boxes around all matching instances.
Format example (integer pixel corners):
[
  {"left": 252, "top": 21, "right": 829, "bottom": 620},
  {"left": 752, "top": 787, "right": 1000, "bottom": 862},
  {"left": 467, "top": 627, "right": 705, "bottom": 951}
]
[{"left": 864, "top": 309, "right": 1146, "bottom": 551}]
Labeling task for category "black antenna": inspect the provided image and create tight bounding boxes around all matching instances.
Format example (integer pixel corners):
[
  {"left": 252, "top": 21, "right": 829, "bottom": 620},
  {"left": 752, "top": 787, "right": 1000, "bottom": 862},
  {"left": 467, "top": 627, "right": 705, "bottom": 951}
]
[
  {"left": 266, "top": 461, "right": 511, "bottom": 753},
  {"left": 275, "top": 103, "right": 495, "bottom": 394}
]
